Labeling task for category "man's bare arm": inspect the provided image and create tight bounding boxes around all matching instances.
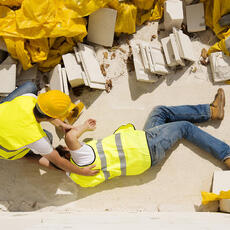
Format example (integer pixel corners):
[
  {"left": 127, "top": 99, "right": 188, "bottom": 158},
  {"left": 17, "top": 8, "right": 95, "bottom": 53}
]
[{"left": 41, "top": 149, "right": 98, "bottom": 176}]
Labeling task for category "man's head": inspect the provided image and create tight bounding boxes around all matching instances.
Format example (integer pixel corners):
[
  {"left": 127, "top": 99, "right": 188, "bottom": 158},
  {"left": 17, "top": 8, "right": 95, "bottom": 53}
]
[{"left": 35, "top": 90, "right": 75, "bottom": 121}]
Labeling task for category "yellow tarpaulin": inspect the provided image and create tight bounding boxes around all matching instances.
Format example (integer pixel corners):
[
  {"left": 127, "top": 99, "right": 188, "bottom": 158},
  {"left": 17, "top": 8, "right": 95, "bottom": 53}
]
[
  {"left": 0, "top": 0, "right": 166, "bottom": 71},
  {"left": 201, "top": 190, "right": 230, "bottom": 205},
  {"left": 201, "top": 0, "right": 230, "bottom": 56}
]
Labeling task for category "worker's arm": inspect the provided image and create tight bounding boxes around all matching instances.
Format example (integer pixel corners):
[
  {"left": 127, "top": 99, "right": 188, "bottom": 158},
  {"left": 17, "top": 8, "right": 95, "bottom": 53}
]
[
  {"left": 40, "top": 149, "right": 98, "bottom": 176},
  {"left": 50, "top": 118, "right": 74, "bottom": 132},
  {"left": 65, "top": 119, "right": 96, "bottom": 150}
]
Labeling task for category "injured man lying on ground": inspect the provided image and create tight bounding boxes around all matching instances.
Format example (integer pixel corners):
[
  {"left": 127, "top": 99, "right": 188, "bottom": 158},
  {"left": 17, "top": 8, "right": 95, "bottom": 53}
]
[{"left": 38, "top": 88, "right": 230, "bottom": 187}]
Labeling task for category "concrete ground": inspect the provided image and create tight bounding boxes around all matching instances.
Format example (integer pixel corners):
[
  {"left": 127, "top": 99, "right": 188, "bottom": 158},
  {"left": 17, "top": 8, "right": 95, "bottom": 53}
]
[{"left": 0, "top": 22, "right": 229, "bottom": 212}]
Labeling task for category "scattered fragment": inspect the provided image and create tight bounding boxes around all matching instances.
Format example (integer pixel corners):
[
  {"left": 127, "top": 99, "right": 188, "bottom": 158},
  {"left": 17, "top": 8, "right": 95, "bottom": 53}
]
[
  {"left": 151, "top": 35, "right": 157, "bottom": 41},
  {"left": 100, "top": 64, "right": 106, "bottom": 76},
  {"left": 105, "top": 64, "right": 110, "bottom": 69},
  {"left": 111, "top": 53, "right": 116, "bottom": 60},
  {"left": 118, "top": 47, "right": 126, "bottom": 54},
  {"left": 103, "top": 52, "right": 108, "bottom": 59},
  {"left": 190, "top": 66, "right": 197, "bottom": 73},
  {"left": 200, "top": 58, "right": 209, "bottom": 66},
  {"left": 201, "top": 48, "right": 208, "bottom": 60},
  {"left": 105, "top": 79, "right": 112, "bottom": 93}
]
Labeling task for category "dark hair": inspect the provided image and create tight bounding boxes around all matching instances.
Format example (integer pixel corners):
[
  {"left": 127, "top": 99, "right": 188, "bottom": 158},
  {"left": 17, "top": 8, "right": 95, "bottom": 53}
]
[
  {"left": 55, "top": 145, "right": 70, "bottom": 159},
  {"left": 33, "top": 104, "right": 52, "bottom": 119}
]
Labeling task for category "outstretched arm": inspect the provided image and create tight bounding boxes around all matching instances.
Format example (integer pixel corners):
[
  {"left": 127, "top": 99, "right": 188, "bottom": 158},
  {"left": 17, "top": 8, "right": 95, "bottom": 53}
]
[
  {"left": 40, "top": 149, "right": 98, "bottom": 176},
  {"left": 65, "top": 119, "right": 96, "bottom": 151}
]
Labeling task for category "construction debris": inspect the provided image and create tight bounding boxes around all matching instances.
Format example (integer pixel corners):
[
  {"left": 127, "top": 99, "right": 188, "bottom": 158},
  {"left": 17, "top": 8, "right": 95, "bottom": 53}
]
[
  {"left": 49, "top": 64, "right": 64, "bottom": 92},
  {"left": 164, "top": 0, "right": 184, "bottom": 31},
  {"left": 186, "top": 3, "right": 206, "bottom": 33},
  {"left": 212, "top": 171, "right": 230, "bottom": 213},
  {"left": 209, "top": 52, "right": 230, "bottom": 82},
  {"left": 87, "top": 8, "right": 117, "bottom": 47}
]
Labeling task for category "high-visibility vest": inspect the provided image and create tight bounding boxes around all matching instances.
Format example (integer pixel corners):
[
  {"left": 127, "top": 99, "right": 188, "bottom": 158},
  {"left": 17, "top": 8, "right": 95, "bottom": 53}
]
[
  {"left": 69, "top": 124, "right": 151, "bottom": 187},
  {"left": 0, "top": 95, "right": 46, "bottom": 160}
]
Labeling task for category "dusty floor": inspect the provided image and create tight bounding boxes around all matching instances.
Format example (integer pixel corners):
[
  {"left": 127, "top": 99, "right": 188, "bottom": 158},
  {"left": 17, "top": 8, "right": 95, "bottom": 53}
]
[{"left": 0, "top": 22, "right": 229, "bottom": 212}]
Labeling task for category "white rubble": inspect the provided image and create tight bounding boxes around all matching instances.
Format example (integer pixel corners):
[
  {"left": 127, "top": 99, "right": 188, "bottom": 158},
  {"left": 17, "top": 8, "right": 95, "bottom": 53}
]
[
  {"left": 130, "top": 41, "right": 159, "bottom": 82},
  {"left": 209, "top": 52, "right": 230, "bottom": 82},
  {"left": 186, "top": 3, "right": 206, "bottom": 33},
  {"left": 49, "top": 64, "right": 63, "bottom": 92},
  {"left": 164, "top": 0, "right": 184, "bottom": 31},
  {"left": 173, "top": 28, "right": 196, "bottom": 62},
  {"left": 0, "top": 64, "right": 16, "bottom": 95},
  {"left": 61, "top": 68, "right": 69, "bottom": 95},
  {"left": 62, "top": 53, "right": 84, "bottom": 88},
  {"left": 87, "top": 8, "right": 117, "bottom": 47},
  {"left": 169, "top": 33, "right": 185, "bottom": 66},
  {"left": 77, "top": 43, "right": 106, "bottom": 89},
  {"left": 212, "top": 170, "right": 230, "bottom": 213}
]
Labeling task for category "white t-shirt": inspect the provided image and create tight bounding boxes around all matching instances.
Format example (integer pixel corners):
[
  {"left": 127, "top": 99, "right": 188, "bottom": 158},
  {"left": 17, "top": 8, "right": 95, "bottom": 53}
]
[
  {"left": 70, "top": 143, "right": 95, "bottom": 166},
  {"left": 19, "top": 93, "right": 53, "bottom": 155}
]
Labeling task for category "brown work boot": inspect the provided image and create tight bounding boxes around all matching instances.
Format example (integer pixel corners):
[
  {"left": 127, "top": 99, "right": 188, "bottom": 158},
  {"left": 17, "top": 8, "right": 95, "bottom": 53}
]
[{"left": 210, "top": 88, "right": 225, "bottom": 120}]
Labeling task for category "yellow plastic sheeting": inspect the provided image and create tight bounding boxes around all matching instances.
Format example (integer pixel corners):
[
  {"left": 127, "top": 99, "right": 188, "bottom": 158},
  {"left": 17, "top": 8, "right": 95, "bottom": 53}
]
[
  {"left": 132, "top": 0, "right": 155, "bottom": 10},
  {"left": 200, "top": 0, "right": 230, "bottom": 57},
  {"left": 201, "top": 190, "right": 230, "bottom": 205},
  {"left": 108, "top": 1, "right": 137, "bottom": 34},
  {"left": 0, "top": 0, "right": 23, "bottom": 7},
  {"left": 38, "top": 37, "right": 75, "bottom": 72},
  {"left": 136, "top": 0, "right": 166, "bottom": 26}
]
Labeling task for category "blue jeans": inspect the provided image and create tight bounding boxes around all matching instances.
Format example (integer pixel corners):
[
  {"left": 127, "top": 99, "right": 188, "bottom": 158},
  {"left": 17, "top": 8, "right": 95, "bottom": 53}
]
[
  {"left": 0, "top": 81, "right": 53, "bottom": 144},
  {"left": 144, "top": 105, "right": 230, "bottom": 166}
]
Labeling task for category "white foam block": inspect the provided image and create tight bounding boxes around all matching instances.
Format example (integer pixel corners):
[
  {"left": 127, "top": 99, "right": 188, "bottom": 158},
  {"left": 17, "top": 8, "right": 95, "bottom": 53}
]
[
  {"left": 130, "top": 41, "right": 159, "bottom": 83},
  {"left": 210, "top": 52, "right": 230, "bottom": 82},
  {"left": 170, "top": 33, "right": 185, "bottom": 66},
  {"left": 62, "top": 53, "right": 84, "bottom": 88},
  {"left": 164, "top": 0, "right": 184, "bottom": 31},
  {"left": 139, "top": 43, "right": 150, "bottom": 70},
  {"left": 49, "top": 64, "right": 63, "bottom": 92},
  {"left": 161, "top": 36, "right": 178, "bottom": 67},
  {"left": 173, "top": 28, "right": 196, "bottom": 62},
  {"left": 0, "top": 64, "right": 16, "bottom": 94},
  {"left": 186, "top": 3, "right": 206, "bottom": 33},
  {"left": 212, "top": 171, "right": 230, "bottom": 213},
  {"left": 87, "top": 8, "right": 117, "bottom": 47},
  {"left": 149, "top": 46, "right": 169, "bottom": 75},
  {"left": 61, "top": 68, "right": 69, "bottom": 95},
  {"left": 77, "top": 43, "right": 106, "bottom": 84}
]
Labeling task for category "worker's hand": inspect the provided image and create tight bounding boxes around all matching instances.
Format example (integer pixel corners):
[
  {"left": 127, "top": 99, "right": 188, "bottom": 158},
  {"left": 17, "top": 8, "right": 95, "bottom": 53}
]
[
  {"left": 80, "top": 164, "right": 99, "bottom": 176},
  {"left": 84, "top": 119, "right": 96, "bottom": 131},
  {"left": 61, "top": 122, "right": 74, "bottom": 133}
]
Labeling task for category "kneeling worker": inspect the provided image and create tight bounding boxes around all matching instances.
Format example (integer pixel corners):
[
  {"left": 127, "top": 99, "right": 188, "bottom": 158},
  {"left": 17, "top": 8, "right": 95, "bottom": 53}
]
[
  {"left": 0, "top": 82, "right": 98, "bottom": 176},
  {"left": 41, "top": 88, "right": 230, "bottom": 187}
]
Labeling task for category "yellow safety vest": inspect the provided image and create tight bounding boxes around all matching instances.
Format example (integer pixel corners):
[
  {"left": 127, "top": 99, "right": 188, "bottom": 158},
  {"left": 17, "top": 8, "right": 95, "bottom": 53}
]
[
  {"left": 0, "top": 95, "right": 46, "bottom": 160},
  {"left": 69, "top": 124, "right": 151, "bottom": 187}
]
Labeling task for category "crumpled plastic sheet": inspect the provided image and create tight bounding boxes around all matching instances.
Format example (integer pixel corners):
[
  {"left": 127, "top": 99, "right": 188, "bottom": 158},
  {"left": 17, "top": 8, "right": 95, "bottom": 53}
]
[{"left": 0, "top": 0, "right": 165, "bottom": 71}]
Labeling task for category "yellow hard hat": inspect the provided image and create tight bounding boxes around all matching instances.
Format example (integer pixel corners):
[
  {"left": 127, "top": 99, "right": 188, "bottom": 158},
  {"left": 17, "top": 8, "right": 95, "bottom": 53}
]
[{"left": 37, "top": 90, "right": 75, "bottom": 119}]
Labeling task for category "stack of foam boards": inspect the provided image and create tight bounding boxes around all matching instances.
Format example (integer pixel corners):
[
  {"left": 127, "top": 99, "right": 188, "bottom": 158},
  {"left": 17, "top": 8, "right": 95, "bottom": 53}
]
[
  {"left": 49, "top": 64, "right": 69, "bottom": 95},
  {"left": 87, "top": 8, "right": 117, "bottom": 47},
  {"left": 209, "top": 52, "right": 230, "bottom": 83},
  {"left": 164, "top": 0, "right": 184, "bottom": 31},
  {"left": 130, "top": 40, "right": 168, "bottom": 82},
  {"left": 186, "top": 3, "right": 206, "bottom": 33},
  {"left": 161, "top": 28, "right": 196, "bottom": 67},
  {"left": 0, "top": 56, "right": 17, "bottom": 96},
  {"left": 62, "top": 43, "right": 106, "bottom": 90},
  {"left": 212, "top": 171, "right": 230, "bottom": 213}
]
